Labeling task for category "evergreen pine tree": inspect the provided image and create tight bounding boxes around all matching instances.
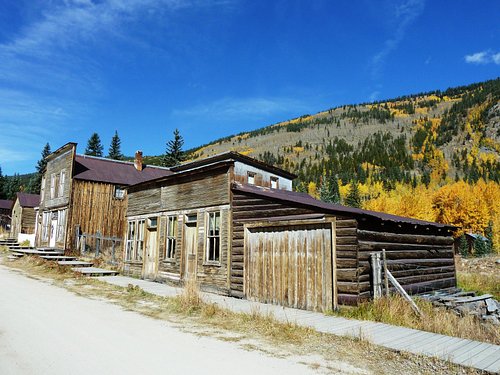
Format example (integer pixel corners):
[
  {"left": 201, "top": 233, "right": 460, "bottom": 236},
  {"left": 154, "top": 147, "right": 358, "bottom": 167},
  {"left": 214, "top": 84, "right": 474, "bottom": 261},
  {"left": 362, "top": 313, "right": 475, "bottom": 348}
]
[
  {"left": 458, "top": 234, "right": 468, "bottom": 257},
  {"left": 485, "top": 221, "right": 494, "bottom": 254},
  {"left": 33, "top": 143, "right": 51, "bottom": 194},
  {"left": 85, "top": 133, "right": 104, "bottom": 157},
  {"left": 474, "top": 237, "right": 487, "bottom": 257},
  {"left": 345, "top": 181, "right": 362, "bottom": 208},
  {"left": 107, "top": 130, "right": 123, "bottom": 160},
  {"left": 162, "top": 129, "right": 185, "bottom": 167}
]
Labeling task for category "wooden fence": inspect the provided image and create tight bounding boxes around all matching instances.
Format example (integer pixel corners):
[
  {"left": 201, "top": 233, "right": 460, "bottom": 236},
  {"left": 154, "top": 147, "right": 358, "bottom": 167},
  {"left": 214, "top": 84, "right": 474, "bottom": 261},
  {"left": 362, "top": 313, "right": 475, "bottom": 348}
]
[{"left": 75, "top": 226, "right": 122, "bottom": 265}]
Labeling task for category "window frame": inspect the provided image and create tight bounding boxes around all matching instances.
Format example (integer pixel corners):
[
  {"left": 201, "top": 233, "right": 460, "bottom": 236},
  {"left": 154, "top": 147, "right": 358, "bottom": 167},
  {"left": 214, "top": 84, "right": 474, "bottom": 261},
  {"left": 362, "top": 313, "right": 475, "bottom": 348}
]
[
  {"left": 114, "top": 186, "right": 126, "bottom": 200},
  {"left": 247, "top": 171, "right": 255, "bottom": 185},
  {"left": 135, "top": 219, "right": 145, "bottom": 261},
  {"left": 56, "top": 209, "right": 66, "bottom": 242},
  {"left": 165, "top": 215, "right": 177, "bottom": 260},
  {"left": 125, "top": 220, "right": 136, "bottom": 261},
  {"left": 270, "top": 176, "right": 279, "bottom": 189},
  {"left": 50, "top": 174, "right": 56, "bottom": 199},
  {"left": 58, "top": 170, "right": 66, "bottom": 198},
  {"left": 205, "top": 211, "right": 221, "bottom": 264}
]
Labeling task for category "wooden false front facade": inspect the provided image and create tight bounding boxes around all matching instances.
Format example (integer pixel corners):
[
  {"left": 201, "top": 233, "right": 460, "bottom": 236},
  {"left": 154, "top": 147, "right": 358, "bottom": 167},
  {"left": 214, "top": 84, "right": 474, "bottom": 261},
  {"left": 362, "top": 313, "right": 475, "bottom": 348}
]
[{"left": 125, "top": 156, "right": 457, "bottom": 310}]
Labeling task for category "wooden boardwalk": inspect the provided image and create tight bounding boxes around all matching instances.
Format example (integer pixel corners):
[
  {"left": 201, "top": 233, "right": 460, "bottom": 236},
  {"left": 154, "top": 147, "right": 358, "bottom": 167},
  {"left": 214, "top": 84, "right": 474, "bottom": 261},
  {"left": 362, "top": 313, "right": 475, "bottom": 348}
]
[{"left": 98, "top": 276, "right": 500, "bottom": 373}]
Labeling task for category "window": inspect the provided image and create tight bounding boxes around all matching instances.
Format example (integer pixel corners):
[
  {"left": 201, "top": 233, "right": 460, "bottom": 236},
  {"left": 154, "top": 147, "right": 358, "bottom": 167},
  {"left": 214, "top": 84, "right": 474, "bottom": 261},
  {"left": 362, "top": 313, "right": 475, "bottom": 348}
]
[
  {"left": 136, "top": 219, "right": 145, "bottom": 261},
  {"left": 125, "top": 219, "right": 145, "bottom": 261},
  {"left": 114, "top": 187, "right": 125, "bottom": 200},
  {"left": 57, "top": 209, "right": 66, "bottom": 242},
  {"left": 58, "top": 170, "right": 66, "bottom": 198},
  {"left": 206, "top": 211, "right": 221, "bottom": 262},
  {"left": 126, "top": 221, "right": 136, "bottom": 261},
  {"left": 270, "top": 176, "right": 279, "bottom": 189},
  {"left": 165, "top": 216, "right": 177, "bottom": 259},
  {"left": 50, "top": 174, "right": 56, "bottom": 199},
  {"left": 42, "top": 212, "right": 50, "bottom": 241},
  {"left": 247, "top": 172, "right": 255, "bottom": 185},
  {"left": 40, "top": 177, "right": 45, "bottom": 202},
  {"left": 186, "top": 214, "right": 197, "bottom": 223},
  {"left": 148, "top": 217, "right": 158, "bottom": 228}
]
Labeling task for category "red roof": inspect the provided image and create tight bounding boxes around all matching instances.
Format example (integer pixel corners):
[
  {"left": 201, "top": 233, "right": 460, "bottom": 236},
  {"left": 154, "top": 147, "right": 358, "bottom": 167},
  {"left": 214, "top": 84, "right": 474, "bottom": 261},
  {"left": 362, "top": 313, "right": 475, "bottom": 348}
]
[
  {"left": 0, "top": 199, "right": 13, "bottom": 210},
  {"left": 232, "top": 183, "right": 455, "bottom": 230},
  {"left": 16, "top": 193, "right": 40, "bottom": 208},
  {"left": 73, "top": 155, "right": 172, "bottom": 185}
]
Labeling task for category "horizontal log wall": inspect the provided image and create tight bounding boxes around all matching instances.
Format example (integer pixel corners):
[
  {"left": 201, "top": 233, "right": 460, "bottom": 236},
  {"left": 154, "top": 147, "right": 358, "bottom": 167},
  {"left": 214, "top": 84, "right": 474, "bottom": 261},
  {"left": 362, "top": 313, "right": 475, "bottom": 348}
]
[{"left": 356, "top": 228, "right": 456, "bottom": 299}]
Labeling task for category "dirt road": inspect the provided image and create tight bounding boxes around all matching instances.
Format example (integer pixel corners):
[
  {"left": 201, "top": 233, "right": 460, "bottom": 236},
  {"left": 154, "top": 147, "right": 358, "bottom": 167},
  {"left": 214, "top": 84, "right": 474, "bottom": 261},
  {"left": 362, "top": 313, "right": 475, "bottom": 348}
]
[{"left": 0, "top": 265, "right": 321, "bottom": 375}]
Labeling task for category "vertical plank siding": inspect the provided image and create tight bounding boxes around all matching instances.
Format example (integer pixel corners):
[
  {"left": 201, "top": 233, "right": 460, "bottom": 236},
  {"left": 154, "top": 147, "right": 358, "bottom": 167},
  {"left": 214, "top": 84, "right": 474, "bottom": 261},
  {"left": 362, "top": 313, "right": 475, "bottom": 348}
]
[
  {"left": 245, "top": 224, "right": 333, "bottom": 311},
  {"left": 68, "top": 180, "right": 127, "bottom": 261}
]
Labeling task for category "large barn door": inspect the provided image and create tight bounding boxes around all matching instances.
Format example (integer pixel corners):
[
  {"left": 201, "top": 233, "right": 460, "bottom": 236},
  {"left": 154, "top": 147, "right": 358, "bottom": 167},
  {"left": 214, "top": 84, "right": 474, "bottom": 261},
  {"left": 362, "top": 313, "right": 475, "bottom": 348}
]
[{"left": 244, "top": 220, "right": 336, "bottom": 312}]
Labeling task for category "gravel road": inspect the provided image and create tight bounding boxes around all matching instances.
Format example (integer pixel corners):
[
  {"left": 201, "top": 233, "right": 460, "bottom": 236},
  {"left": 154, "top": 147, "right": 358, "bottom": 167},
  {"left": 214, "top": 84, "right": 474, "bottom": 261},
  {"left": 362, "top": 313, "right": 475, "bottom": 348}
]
[{"left": 0, "top": 265, "right": 320, "bottom": 375}]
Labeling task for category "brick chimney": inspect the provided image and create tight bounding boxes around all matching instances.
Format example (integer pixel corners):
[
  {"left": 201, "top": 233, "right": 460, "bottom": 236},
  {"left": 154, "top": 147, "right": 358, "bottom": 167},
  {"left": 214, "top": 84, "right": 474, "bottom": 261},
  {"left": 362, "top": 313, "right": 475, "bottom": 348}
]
[{"left": 134, "top": 151, "right": 143, "bottom": 171}]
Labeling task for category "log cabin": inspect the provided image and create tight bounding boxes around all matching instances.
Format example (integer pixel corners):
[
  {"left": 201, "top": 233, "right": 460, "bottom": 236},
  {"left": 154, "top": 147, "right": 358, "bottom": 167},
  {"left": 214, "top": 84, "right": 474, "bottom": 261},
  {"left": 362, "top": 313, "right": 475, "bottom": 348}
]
[
  {"left": 10, "top": 193, "right": 39, "bottom": 241},
  {"left": 0, "top": 199, "right": 13, "bottom": 231},
  {"left": 125, "top": 152, "right": 457, "bottom": 310},
  {"left": 35, "top": 143, "right": 171, "bottom": 259}
]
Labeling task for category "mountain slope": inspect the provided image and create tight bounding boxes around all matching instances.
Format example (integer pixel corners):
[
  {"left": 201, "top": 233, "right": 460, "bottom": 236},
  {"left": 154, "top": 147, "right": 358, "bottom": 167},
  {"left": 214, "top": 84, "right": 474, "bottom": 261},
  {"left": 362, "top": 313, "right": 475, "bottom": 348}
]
[{"left": 187, "top": 78, "right": 500, "bottom": 191}]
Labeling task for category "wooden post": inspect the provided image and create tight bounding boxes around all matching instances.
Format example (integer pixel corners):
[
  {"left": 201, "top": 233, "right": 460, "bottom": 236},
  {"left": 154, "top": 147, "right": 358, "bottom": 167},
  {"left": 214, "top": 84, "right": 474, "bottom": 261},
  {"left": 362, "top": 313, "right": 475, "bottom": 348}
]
[
  {"left": 81, "top": 234, "right": 86, "bottom": 255},
  {"left": 382, "top": 249, "right": 389, "bottom": 296},
  {"left": 96, "top": 231, "right": 101, "bottom": 257},
  {"left": 371, "top": 252, "right": 382, "bottom": 299},
  {"left": 386, "top": 269, "right": 422, "bottom": 316}
]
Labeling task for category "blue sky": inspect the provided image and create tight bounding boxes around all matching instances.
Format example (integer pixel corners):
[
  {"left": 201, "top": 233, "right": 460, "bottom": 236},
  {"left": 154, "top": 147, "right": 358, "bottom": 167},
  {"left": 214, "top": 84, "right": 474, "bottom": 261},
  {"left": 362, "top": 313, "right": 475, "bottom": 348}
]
[{"left": 0, "top": 0, "right": 499, "bottom": 175}]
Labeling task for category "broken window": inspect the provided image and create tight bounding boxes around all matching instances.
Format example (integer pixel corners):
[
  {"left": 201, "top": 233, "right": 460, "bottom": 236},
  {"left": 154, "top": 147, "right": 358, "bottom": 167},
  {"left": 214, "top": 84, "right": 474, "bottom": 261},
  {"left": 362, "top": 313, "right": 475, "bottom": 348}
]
[
  {"left": 58, "top": 170, "right": 66, "bottom": 198},
  {"left": 56, "top": 209, "right": 66, "bottom": 242},
  {"left": 50, "top": 174, "right": 56, "bottom": 199},
  {"left": 114, "top": 187, "right": 125, "bottom": 200},
  {"left": 126, "top": 221, "right": 136, "bottom": 261},
  {"left": 247, "top": 172, "right": 255, "bottom": 185},
  {"left": 206, "top": 211, "right": 221, "bottom": 262},
  {"left": 136, "top": 219, "right": 145, "bottom": 261},
  {"left": 165, "top": 215, "right": 177, "bottom": 259},
  {"left": 270, "top": 176, "right": 279, "bottom": 189}
]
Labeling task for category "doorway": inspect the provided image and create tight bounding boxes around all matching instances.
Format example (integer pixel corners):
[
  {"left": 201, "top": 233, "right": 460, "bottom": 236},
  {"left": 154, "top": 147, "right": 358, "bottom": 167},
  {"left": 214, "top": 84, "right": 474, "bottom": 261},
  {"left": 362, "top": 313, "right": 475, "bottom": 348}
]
[
  {"left": 183, "top": 220, "right": 198, "bottom": 280},
  {"left": 49, "top": 217, "right": 57, "bottom": 248},
  {"left": 143, "top": 227, "right": 158, "bottom": 280}
]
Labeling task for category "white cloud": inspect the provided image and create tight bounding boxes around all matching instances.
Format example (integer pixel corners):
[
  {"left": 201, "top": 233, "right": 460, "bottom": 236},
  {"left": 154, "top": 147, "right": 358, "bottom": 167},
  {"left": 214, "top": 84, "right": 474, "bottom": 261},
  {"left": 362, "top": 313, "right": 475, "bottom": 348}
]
[
  {"left": 368, "top": 91, "right": 380, "bottom": 102},
  {"left": 370, "top": 0, "right": 425, "bottom": 79},
  {"left": 465, "top": 51, "right": 488, "bottom": 64},
  {"left": 464, "top": 50, "right": 500, "bottom": 65},
  {"left": 493, "top": 53, "right": 500, "bottom": 65}
]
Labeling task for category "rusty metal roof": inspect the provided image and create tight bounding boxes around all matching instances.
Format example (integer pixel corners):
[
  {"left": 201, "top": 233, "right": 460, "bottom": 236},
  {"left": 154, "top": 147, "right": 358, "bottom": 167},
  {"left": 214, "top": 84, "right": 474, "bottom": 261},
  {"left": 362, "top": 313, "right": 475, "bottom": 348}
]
[
  {"left": 16, "top": 193, "right": 40, "bottom": 208},
  {"left": 232, "top": 183, "right": 456, "bottom": 230},
  {"left": 74, "top": 155, "right": 172, "bottom": 186},
  {"left": 171, "top": 151, "right": 297, "bottom": 179},
  {"left": 0, "top": 199, "right": 13, "bottom": 210}
]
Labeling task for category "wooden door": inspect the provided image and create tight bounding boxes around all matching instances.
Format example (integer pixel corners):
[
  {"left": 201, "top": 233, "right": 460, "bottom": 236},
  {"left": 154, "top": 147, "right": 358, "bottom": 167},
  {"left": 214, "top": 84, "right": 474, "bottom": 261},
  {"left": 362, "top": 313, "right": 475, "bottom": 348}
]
[
  {"left": 49, "top": 218, "right": 57, "bottom": 247},
  {"left": 183, "top": 223, "right": 197, "bottom": 280},
  {"left": 245, "top": 223, "right": 335, "bottom": 311},
  {"left": 143, "top": 228, "right": 158, "bottom": 280}
]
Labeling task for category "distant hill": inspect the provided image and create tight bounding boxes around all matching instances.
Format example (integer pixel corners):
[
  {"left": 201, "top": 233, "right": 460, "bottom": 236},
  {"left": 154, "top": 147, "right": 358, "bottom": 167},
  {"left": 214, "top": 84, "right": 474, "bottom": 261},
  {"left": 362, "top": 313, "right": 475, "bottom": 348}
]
[{"left": 178, "top": 78, "right": 499, "bottom": 191}]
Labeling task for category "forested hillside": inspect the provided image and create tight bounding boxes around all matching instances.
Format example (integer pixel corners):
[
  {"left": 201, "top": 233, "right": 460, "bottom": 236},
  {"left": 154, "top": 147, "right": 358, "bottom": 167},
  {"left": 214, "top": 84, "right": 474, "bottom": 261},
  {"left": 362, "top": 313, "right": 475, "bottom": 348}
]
[{"left": 188, "top": 78, "right": 500, "bottom": 251}]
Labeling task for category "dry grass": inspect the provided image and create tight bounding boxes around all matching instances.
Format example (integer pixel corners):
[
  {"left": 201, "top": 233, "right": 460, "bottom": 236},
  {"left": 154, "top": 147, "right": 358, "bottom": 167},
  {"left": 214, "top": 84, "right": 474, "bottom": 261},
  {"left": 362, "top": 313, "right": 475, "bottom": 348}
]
[
  {"left": 1, "top": 255, "right": 483, "bottom": 374},
  {"left": 456, "top": 255, "right": 500, "bottom": 300},
  {"left": 335, "top": 295, "right": 500, "bottom": 345}
]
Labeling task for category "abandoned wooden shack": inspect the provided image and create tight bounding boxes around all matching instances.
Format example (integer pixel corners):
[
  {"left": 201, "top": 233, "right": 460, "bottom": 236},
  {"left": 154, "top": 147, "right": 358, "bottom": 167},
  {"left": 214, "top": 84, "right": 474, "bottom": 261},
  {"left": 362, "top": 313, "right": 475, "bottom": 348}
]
[
  {"left": 0, "top": 199, "right": 13, "bottom": 230},
  {"left": 35, "top": 143, "right": 171, "bottom": 263},
  {"left": 125, "top": 151, "right": 457, "bottom": 310},
  {"left": 10, "top": 193, "right": 40, "bottom": 242}
]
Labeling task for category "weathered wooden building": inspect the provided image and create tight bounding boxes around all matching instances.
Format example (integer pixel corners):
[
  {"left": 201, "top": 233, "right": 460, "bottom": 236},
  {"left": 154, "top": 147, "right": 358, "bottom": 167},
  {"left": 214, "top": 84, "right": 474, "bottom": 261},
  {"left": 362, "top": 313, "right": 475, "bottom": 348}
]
[
  {"left": 0, "top": 199, "right": 13, "bottom": 230},
  {"left": 36, "top": 143, "right": 171, "bottom": 257},
  {"left": 125, "top": 152, "right": 456, "bottom": 310},
  {"left": 10, "top": 193, "right": 39, "bottom": 239}
]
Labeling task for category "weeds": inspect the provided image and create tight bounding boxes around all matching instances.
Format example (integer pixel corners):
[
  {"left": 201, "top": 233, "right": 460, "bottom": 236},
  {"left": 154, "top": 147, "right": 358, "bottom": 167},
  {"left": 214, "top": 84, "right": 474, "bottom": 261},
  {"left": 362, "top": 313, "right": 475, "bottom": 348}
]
[{"left": 336, "top": 295, "right": 500, "bottom": 345}]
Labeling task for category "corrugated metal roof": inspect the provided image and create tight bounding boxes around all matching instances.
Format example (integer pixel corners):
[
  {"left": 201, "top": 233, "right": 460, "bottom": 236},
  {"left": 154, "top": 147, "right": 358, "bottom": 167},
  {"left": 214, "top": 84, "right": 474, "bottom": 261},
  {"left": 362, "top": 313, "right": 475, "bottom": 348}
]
[
  {"left": 74, "top": 155, "right": 172, "bottom": 185},
  {"left": 0, "top": 199, "right": 13, "bottom": 210},
  {"left": 232, "top": 182, "right": 456, "bottom": 230},
  {"left": 16, "top": 193, "right": 40, "bottom": 208}
]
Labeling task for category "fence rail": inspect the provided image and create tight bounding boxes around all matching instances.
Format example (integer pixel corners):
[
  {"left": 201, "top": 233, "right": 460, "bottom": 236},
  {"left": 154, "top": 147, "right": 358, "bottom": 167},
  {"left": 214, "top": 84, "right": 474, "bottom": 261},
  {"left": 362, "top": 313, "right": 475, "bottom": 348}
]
[{"left": 75, "top": 226, "right": 122, "bottom": 265}]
